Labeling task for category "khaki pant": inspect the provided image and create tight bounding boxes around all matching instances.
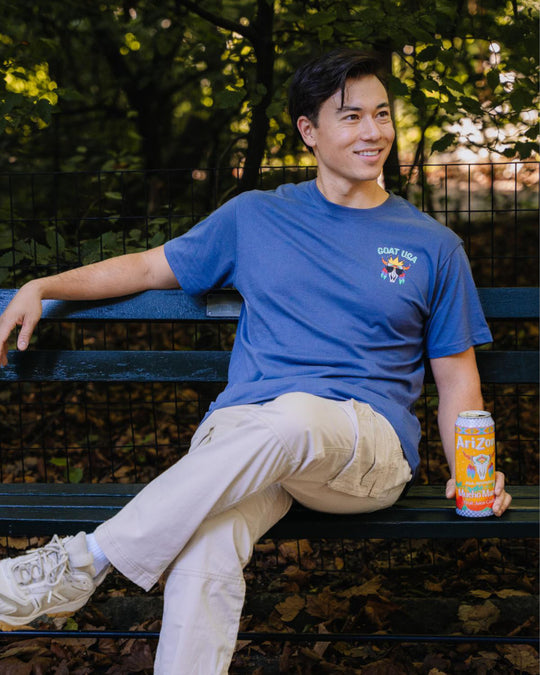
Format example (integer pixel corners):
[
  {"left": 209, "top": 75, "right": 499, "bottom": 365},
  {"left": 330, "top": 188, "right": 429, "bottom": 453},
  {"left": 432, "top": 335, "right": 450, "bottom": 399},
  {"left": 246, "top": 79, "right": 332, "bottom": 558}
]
[{"left": 95, "top": 392, "right": 412, "bottom": 674}]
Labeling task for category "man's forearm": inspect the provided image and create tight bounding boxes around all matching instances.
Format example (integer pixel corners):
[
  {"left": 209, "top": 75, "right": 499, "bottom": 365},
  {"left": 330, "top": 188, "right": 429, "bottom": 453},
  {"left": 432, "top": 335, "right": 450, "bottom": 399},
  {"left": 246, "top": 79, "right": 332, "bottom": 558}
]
[
  {"left": 0, "top": 246, "right": 179, "bottom": 366},
  {"left": 438, "top": 390, "right": 484, "bottom": 478},
  {"left": 27, "top": 247, "right": 178, "bottom": 302},
  {"left": 431, "top": 348, "right": 484, "bottom": 479}
]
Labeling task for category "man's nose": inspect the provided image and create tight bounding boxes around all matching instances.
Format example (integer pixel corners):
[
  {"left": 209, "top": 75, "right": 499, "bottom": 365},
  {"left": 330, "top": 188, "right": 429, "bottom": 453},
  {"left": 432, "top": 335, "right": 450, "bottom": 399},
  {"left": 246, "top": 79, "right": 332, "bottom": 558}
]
[{"left": 358, "top": 116, "right": 382, "bottom": 140}]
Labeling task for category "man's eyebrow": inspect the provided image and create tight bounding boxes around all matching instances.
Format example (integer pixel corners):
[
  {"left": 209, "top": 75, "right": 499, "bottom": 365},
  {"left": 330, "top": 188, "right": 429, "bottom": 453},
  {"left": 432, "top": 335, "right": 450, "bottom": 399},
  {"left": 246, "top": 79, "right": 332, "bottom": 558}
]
[{"left": 337, "top": 102, "right": 390, "bottom": 113}]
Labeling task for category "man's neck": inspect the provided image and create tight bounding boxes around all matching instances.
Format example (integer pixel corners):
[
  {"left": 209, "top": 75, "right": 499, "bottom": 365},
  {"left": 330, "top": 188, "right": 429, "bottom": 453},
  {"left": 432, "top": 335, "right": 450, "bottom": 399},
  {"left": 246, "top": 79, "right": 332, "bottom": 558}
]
[{"left": 315, "top": 175, "right": 389, "bottom": 209}]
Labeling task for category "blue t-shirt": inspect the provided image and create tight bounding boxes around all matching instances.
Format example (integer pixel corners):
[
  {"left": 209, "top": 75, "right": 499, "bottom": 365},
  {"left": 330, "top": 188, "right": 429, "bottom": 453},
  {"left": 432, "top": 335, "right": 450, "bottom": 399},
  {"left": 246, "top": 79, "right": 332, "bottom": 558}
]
[{"left": 164, "top": 180, "right": 492, "bottom": 474}]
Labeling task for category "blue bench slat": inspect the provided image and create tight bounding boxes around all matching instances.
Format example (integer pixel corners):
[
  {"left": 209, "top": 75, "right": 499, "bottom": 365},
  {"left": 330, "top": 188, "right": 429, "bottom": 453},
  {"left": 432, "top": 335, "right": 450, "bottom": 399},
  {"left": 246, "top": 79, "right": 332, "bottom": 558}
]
[
  {"left": 0, "top": 349, "right": 537, "bottom": 383},
  {"left": 0, "top": 287, "right": 538, "bottom": 322},
  {"left": 477, "top": 287, "right": 539, "bottom": 319},
  {"left": 1, "top": 349, "right": 231, "bottom": 382},
  {"left": 0, "top": 289, "right": 210, "bottom": 322},
  {"left": 0, "top": 484, "right": 536, "bottom": 539}
]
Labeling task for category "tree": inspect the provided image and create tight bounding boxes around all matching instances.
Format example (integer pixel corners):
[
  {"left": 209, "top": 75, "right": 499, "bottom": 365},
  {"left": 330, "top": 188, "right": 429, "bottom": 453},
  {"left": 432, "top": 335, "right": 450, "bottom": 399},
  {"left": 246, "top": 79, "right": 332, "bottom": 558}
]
[{"left": 1, "top": 0, "right": 537, "bottom": 186}]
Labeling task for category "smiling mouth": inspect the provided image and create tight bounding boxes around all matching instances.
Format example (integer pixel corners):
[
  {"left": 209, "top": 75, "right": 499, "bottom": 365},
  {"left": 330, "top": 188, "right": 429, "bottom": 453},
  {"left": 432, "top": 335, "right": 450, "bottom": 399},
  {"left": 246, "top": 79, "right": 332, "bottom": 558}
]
[{"left": 354, "top": 149, "right": 382, "bottom": 156}]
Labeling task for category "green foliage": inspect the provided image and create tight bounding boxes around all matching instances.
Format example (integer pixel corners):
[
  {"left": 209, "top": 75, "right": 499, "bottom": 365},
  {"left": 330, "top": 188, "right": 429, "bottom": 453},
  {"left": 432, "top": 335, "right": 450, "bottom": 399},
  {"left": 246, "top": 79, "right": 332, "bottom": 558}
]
[
  {"left": 0, "top": 0, "right": 536, "bottom": 255},
  {"left": 1, "top": 0, "right": 536, "bottom": 172},
  {"left": 49, "top": 457, "right": 84, "bottom": 483},
  {"left": 0, "top": 32, "right": 58, "bottom": 137}
]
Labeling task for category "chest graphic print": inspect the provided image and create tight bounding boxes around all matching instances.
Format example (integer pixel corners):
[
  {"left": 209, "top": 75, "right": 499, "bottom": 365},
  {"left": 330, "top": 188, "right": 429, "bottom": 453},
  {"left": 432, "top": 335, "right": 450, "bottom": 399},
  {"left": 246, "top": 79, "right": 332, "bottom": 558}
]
[{"left": 378, "top": 246, "right": 417, "bottom": 285}]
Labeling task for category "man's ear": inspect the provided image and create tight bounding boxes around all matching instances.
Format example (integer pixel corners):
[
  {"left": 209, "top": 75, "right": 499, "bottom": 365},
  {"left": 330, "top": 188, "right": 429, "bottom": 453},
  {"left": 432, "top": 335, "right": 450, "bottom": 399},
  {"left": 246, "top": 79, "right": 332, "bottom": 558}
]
[{"left": 296, "top": 115, "right": 317, "bottom": 149}]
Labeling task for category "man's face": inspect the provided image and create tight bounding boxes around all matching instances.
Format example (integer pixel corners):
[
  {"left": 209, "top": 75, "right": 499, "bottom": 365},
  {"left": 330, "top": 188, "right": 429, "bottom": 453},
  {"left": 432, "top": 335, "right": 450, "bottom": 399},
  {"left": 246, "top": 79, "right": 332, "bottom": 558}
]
[{"left": 297, "top": 75, "right": 395, "bottom": 194}]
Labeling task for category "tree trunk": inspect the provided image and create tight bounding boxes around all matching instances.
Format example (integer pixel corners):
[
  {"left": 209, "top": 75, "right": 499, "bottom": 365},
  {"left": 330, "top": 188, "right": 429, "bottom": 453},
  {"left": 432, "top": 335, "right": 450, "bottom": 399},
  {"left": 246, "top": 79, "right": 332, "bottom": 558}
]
[{"left": 238, "top": 0, "right": 275, "bottom": 192}]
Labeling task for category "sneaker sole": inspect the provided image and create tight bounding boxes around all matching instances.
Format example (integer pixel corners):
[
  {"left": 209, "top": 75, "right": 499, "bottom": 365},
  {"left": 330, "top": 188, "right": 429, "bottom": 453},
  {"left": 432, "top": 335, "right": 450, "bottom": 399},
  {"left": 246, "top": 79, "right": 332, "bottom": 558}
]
[{"left": 0, "top": 596, "right": 91, "bottom": 628}]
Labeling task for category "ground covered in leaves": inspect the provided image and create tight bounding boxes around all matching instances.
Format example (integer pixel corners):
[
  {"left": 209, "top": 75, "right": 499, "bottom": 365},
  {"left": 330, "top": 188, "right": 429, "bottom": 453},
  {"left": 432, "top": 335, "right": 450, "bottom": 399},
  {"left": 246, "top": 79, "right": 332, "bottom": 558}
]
[{"left": 0, "top": 534, "right": 537, "bottom": 674}]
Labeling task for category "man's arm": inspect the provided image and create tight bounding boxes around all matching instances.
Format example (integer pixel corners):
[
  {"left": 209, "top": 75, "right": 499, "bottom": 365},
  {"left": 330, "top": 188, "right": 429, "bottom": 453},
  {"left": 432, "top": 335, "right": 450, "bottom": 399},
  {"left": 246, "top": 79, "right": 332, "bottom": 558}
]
[
  {"left": 0, "top": 245, "right": 179, "bottom": 367},
  {"left": 430, "top": 346, "right": 512, "bottom": 516}
]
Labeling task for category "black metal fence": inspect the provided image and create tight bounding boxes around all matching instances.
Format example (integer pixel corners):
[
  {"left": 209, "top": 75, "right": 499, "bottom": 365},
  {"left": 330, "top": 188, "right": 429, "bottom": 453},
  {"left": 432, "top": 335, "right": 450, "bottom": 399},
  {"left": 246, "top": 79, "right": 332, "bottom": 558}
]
[
  {"left": 0, "top": 162, "right": 538, "bottom": 488},
  {"left": 1, "top": 162, "right": 538, "bottom": 286}
]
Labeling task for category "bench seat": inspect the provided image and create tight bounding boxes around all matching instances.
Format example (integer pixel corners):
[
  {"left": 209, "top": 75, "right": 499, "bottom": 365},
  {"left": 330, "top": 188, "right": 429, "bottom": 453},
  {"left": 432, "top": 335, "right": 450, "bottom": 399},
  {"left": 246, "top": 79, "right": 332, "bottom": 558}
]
[{"left": 0, "top": 483, "right": 537, "bottom": 540}]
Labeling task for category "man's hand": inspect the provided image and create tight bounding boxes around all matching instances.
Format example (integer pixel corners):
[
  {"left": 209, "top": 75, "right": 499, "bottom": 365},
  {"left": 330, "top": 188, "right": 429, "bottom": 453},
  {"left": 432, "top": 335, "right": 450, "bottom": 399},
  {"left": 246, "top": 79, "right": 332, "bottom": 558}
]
[
  {"left": 446, "top": 471, "right": 512, "bottom": 517},
  {"left": 0, "top": 281, "right": 43, "bottom": 367},
  {"left": 0, "top": 247, "right": 181, "bottom": 369}
]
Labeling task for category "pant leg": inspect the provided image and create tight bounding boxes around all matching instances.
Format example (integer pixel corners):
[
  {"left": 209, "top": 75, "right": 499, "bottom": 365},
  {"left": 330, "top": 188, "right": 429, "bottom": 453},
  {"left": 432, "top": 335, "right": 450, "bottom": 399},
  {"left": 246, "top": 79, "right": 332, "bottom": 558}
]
[
  {"left": 282, "top": 398, "right": 412, "bottom": 513},
  {"left": 154, "top": 485, "right": 292, "bottom": 675},
  {"left": 94, "top": 393, "right": 411, "bottom": 673},
  {"left": 94, "top": 393, "right": 358, "bottom": 590}
]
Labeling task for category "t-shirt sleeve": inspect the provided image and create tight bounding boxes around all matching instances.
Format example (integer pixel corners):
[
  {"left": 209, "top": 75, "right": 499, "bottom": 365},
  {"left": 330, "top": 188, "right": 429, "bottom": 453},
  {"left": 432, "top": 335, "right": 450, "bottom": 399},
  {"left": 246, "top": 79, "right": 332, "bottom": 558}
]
[
  {"left": 425, "top": 243, "right": 492, "bottom": 358},
  {"left": 163, "top": 197, "right": 237, "bottom": 296}
]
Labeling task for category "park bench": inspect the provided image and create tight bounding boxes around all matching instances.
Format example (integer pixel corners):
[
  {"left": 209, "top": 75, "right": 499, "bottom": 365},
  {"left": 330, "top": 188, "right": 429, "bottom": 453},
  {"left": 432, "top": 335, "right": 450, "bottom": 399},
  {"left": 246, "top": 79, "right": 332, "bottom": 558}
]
[{"left": 0, "top": 285, "right": 537, "bottom": 646}]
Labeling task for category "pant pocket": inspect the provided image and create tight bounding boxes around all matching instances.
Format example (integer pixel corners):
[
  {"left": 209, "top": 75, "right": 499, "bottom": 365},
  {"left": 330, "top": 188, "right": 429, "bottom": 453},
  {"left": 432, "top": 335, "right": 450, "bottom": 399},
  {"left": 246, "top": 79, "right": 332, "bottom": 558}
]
[{"left": 327, "top": 402, "right": 412, "bottom": 499}]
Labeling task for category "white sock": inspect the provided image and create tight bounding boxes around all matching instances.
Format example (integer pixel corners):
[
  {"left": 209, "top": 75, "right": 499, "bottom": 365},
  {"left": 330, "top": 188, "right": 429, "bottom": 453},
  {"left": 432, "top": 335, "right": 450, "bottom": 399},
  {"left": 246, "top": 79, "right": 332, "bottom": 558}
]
[{"left": 85, "top": 533, "right": 110, "bottom": 577}]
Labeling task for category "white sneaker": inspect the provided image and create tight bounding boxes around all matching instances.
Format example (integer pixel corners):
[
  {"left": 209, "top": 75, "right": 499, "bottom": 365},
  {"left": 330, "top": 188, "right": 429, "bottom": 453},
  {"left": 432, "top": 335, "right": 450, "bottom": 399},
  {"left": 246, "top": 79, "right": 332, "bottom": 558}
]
[{"left": 0, "top": 532, "right": 109, "bottom": 627}]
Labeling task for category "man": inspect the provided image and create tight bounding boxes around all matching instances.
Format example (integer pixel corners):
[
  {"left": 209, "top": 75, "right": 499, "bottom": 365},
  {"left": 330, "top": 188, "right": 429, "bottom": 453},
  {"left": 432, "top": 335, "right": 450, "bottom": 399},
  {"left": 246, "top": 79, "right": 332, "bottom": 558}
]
[{"left": 0, "top": 49, "right": 511, "bottom": 673}]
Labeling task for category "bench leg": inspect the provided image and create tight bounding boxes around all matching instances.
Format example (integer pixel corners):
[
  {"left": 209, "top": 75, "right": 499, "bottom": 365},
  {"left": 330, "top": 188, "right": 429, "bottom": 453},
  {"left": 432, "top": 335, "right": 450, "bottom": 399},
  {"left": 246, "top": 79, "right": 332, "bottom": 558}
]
[{"left": 154, "top": 485, "right": 291, "bottom": 675}]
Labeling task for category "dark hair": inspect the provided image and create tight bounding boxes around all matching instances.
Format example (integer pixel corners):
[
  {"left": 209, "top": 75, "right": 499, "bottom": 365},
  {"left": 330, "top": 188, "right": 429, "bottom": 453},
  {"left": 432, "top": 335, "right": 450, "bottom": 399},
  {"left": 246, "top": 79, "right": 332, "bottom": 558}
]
[{"left": 288, "top": 49, "right": 387, "bottom": 139}]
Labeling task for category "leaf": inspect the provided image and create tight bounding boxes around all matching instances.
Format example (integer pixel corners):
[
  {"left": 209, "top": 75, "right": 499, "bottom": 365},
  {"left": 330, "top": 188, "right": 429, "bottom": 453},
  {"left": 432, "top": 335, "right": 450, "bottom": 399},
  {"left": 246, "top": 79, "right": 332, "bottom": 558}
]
[
  {"left": 388, "top": 75, "right": 409, "bottom": 97},
  {"left": 431, "top": 133, "right": 456, "bottom": 153},
  {"left": 364, "top": 598, "right": 400, "bottom": 629},
  {"left": 513, "top": 141, "right": 538, "bottom": 159},
  {"left": 416, "top": 45, "right": 442, "bottom": 62},
  {"left": 304, "top": 11, "right": 337, "bottom": 27},
  {"left": 442, "top": 77, "right": 465, "bottom": 94},
  {"left": 510, "top": 87, "right": 533, "bottom": 112},
  {"left": 64, "top": 617, "right": 79, "bottom": 630},
  {"left": 339, "top": 576, "right": 383, "bottom": 598},
  {"left": 278, "top": 539, "right": 313, "bottom": 563},
  {"left": 214, "top": 87, "right": 247, "bottom": 110},
  {"left": 68, "top": 466, "right": 84, "bottom": 483},
  {"left": 318, "top": 25, "right": 333, "bottom": 41},
  {"left": 419, "top": 79, "right": 440, "bottom": 93},
  {"left": 424, "top": 580, "right": 444, "bottom": 593},
  {"left": 458, "top": 600, "right": 500, "bottom": 634},
  {"left": 283, "top": 564, "right": 310, "bottom": 585},
  {"left": 149, "top": 231, "right": 166, "bottom": 248},
  {"left": 501, "top": 645, "right": 539, "bottom": 674},
  {"left": 486, "top": 69, "right": 501, "bottom": 91},
  {"left": 494, "top": 588, "right": 530, "bottom": 598},
  {"left": 470, "top": 589, "right": 492, "bottom": 598},
  {"left": 275, "top": 594, "right": 305, "bottom": 622},
  {"left": 0, "top": 659, "right": 32, "bottom": 675},
  {"left": 362, "top": 657, "right": 408, "bottom": 674},
  {"left": 305, "top": 587, "right": 349, "bottom": 620},
  {"left": 460, "top": 96, "right": 483, "bottom": 114}
]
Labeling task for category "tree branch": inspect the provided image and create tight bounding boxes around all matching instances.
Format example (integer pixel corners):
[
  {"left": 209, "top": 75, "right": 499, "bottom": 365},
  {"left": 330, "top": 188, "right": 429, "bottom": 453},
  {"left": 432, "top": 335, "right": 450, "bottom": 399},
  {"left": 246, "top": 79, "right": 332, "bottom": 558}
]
[{"left": 175, "top": 0, "right": 257, "bottom": 42}]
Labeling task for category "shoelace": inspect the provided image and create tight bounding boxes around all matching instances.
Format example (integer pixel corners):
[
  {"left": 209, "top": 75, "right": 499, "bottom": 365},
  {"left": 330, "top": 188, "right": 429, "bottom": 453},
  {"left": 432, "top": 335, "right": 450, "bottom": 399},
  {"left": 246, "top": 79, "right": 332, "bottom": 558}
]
[{"left": 12, "top": 535, "right": 71, "bottom": 609}]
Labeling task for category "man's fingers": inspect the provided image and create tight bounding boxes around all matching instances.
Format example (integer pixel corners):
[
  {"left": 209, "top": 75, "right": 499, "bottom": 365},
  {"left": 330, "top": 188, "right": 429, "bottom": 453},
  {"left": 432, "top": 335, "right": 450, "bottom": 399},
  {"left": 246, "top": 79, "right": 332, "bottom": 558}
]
[
  {"left": 0, "top": 316, "right": 19, "bottom": 365},
  {"left": 492, "top": 471, "right": 511, "bottom": 516},
  {"left": 445, "top": 478, "right": 456, "bottom": 499},
  {"left": 16, "top": 317, "right": 36, "bottom": 351},
  {"left": 0, "top": 291, "right": 42, "bottom": 364},
  {"left": 494, "top": 470, "right": 506, "bottom": 495},
  {"left": 493, "top": 490, "right": 512, "bottom": 517}
]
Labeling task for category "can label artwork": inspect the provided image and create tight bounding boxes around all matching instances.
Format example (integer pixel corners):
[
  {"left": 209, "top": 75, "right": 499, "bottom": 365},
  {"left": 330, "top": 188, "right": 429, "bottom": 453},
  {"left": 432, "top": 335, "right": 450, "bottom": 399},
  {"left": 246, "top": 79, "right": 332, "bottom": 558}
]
[{"left": 455, "top": 410, "right": 495, "bottom": 517}]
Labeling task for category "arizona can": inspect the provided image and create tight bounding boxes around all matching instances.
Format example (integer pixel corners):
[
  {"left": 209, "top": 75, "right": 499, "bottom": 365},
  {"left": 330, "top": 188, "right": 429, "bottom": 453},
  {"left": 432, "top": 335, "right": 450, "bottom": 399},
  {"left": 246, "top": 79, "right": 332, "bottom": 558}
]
[{"left": 455, "top": 411, "right": 496, "bottom": 517}]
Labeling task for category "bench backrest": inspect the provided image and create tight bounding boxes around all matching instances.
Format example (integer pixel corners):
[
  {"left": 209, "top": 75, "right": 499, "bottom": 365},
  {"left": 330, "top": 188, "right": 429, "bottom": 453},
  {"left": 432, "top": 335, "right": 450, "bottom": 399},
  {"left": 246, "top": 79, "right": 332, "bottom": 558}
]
[{"left": 0, "top": 287, "right": 538, "bottom": 384}]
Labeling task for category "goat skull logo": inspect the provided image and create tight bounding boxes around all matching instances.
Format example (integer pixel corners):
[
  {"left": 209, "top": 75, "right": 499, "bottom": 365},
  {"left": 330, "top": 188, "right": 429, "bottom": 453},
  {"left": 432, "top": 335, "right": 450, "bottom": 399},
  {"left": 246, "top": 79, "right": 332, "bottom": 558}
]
[{"left": 381, "top": 256, "right": 410, "bottom": 284}]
